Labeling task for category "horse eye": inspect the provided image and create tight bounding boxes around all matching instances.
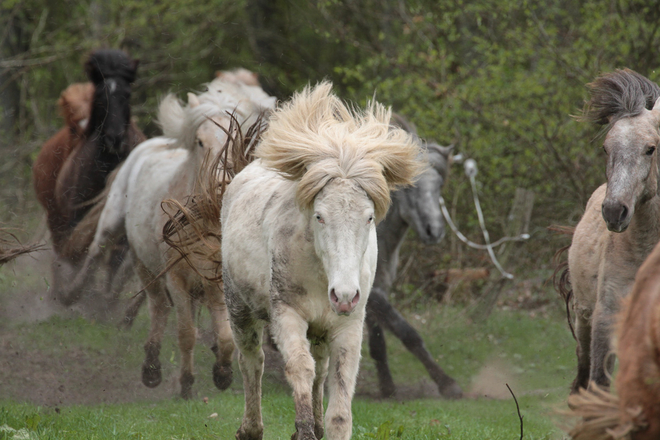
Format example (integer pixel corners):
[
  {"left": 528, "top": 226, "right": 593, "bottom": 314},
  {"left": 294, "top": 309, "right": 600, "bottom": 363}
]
[
  {"left": 367, "top": 215, "right": 374, "bottom": 224},
  {"left": 602, "top": 145, "right": 607, "bottom": 155},
  {"left": 646, "top": 146, "right": 656, "bottom": 156},
  {"left": 197, "top": 139, "right": 203, "bottom": 148},
  {"left": 315, "top": 214, "right": 324, "bottom": 224}
]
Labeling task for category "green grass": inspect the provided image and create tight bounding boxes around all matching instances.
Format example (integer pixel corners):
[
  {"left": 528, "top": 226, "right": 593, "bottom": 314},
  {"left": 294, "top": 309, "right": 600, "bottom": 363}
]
[{"left": 0, "top": 295, "right": 575, "bottom": 440}]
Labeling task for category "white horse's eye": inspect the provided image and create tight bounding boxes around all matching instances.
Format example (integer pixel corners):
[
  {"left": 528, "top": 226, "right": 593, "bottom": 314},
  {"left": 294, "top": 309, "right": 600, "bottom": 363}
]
[
  {"left": 315, "top": 214, "right": 324, "bottom": 224},
  {"left": 646, "top": 146, "right": 656, "bottom": 156},
  {"left": 197, "top": 139, "right": 203, "bottom": 148},
  {"left": 367, "top": 215, "right": 374, "bottom": 224}
]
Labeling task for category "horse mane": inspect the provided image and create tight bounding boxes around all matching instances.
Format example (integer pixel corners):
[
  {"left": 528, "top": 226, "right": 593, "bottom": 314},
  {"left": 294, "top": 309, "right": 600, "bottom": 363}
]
[
  {"left": 160, "top": 113, "right": 267, "bottom": 282},
  {"left": 579, "top": 68, "right": 660, "bottom": 127},
  {"left": 215, "top": 68, "right": 261, "bottom": 87},
  {"left": 85, "top": 49, "right": 139, "bottom": 85},
  {"left": 256, "top": 81, "right": 424, "bottom": 221},
  {"left": 157, "top": 78, "right": 275, "bottom": 150}
]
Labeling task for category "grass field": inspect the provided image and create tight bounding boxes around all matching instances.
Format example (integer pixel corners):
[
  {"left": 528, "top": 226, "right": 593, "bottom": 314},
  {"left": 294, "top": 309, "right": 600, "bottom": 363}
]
[{"left": 0, "top": 253, "right": 574, "bottom": 439}]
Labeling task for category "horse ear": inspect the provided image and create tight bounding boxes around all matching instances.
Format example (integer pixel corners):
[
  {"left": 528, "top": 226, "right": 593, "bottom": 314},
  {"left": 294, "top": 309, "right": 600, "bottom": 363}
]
[
  {"left": 653, "top": 96, "right": 660, "bottom": 112},
  {"left": 187, "top": 93, "right": 200, "bottom": 108},
  {"left": 429, "top": 143, "right": 454, "bottom": 157}
]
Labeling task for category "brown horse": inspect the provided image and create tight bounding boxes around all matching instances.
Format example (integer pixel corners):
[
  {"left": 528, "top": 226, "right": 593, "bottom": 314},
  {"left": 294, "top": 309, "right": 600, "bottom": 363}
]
[
  {"left": 568, "top": 240, "right": 660, "bottom": 439},
  {"left": 33, "top": 49, "right": 145, "bottom": 301},
  {"left": 33, "top": 82, "right": 94, "bottom": 245}
]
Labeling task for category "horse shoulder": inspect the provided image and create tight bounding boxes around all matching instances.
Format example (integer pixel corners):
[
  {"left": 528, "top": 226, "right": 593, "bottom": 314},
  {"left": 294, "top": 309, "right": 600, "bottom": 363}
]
[
  {"left": 569, "top": 184, "right": 608, "bottom": 308},
  {"left": 222, "top": 164, "right": 283, "bottom": 296}
]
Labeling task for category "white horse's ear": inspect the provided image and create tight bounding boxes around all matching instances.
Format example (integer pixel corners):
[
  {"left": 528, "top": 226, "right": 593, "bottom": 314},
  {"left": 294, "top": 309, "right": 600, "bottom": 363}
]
[{"left": 188, "top": 93, "right": 200, "bottom": 108}]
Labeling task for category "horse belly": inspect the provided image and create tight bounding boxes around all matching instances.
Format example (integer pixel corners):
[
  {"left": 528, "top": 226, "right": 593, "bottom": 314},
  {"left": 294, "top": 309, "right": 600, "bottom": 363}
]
[{"left": 125, "top": 148, "right": 187, "bottom": 273}]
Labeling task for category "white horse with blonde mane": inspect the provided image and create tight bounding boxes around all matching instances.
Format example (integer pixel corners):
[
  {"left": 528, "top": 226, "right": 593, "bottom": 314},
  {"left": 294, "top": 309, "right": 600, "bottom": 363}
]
[
  {"left": 222, "top": 82, "right": 423, "bottom": 440},
  {"left": 68, "top": 76, "right": 275, "bottom": 399}
]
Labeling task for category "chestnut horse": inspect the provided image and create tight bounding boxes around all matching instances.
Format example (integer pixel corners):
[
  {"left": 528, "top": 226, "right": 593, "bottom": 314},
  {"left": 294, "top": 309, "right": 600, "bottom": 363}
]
[{"left": 33, "top": 82, "right": 94, "bottom": 242}]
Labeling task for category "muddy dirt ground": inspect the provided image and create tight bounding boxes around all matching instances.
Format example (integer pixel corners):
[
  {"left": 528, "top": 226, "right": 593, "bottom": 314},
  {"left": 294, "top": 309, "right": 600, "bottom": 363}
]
[{"left": 1, "top": 249, "right": 498, "bottom": 408}]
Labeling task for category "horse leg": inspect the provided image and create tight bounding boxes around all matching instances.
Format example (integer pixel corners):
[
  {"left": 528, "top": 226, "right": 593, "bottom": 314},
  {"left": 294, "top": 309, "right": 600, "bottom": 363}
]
[
  {"left": 368, "top": 287, "right": 462, "bottom": 399},
  {"left": 365, "top": 309, "right": 396, "bottom": 398},
  {"left": 230, "top": 300, "right": 265, "bottom": 440},
  {"left": 571, "top": 308, "right": 592, "bottom": 394},
  {"left": 207, "top": 283, "right": 234, "bottom": 391},
  {"left": 167, "top": 273, "right": 198, "bottom": 400},
  {"left": 121, "top": 291, "right": 146, "bottom": 330},
  {"left": 60, "top": 210, "right": 124, "bottom": 305},
  {"left": 106, "top": 241, "right": 134, "bottom": 304},
  {"left": 138, "top": 262, "right": 170, "bottom": 389},
  {"left": 588, "top": 303, "right": 616, "bottom": 389},
  {"left": 324, "top": 320, "right": 363, "bottom": 440},
  {"left": 270, "top": 305, "right": 316, "bottom": 440},
  {"left": 310, "top": 340, "right": 330, "bottom": 440}
]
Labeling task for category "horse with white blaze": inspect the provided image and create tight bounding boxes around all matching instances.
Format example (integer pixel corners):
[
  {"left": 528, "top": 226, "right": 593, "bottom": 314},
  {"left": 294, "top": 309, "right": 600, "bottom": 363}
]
[{"left": 221, "top": 82, "right": 424, "bottom": 440}]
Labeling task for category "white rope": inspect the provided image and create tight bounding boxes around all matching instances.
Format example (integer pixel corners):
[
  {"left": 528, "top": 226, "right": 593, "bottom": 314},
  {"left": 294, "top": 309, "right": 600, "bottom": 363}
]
[{"left": 439, "top": 158, "right": 529, "bottom": 279}]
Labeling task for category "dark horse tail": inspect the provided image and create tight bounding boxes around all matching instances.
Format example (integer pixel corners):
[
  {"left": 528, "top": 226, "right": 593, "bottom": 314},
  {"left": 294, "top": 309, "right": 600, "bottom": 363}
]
[{"left": 549, "top": 225, "right": 576, "bottom": 341}]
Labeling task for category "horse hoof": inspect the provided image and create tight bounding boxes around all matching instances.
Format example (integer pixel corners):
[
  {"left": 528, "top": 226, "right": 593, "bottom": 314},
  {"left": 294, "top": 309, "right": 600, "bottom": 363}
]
[
  {"left": 213, "top": 363, "right": 233, "bottom": 390},
  {"left": 439, "top": 381, "right": 463, "bottom": 400},
  {"left": 291, "top": 431, "right": 317, "bottom": 440},
  {"left": 180, "top": 371, "right": 194, "bottom": 400},
  {"left": 235, "top": 427, "right": 263, "bottom": 440},
  {"left": 142, "top": 360, "right": 162, "bottom": 388}
]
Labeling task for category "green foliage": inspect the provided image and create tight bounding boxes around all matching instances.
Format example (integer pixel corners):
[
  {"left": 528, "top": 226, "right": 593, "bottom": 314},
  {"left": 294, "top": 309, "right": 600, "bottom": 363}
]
[{"left": 2, "top": 0, "right": 660, "bottom": 263}]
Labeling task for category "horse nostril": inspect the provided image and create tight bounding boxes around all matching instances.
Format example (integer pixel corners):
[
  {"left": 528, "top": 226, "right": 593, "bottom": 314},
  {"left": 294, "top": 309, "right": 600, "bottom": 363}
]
[
  {"left": 426, "top": 224, "right": 432, "bottom": 237},
  {"left": 351, "top": 290, "right": 360, "bottom": 306},
  {"left": 330, "top": 288, "right": 338, "bottom": 304},
  {"left": 619, "top": 205, "right": 628, "bottom": 222}
]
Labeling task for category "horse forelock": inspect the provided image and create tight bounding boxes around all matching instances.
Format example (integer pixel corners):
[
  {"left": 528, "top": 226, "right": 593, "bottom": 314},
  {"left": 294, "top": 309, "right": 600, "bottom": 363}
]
[
  {"left": 580, "top": 68, "right": 660, "bottom": 129},
  {"left": 256, "top": 81, "right": 423, "bottom": 221},
  {"left": 85, "top": 49, "right": 138, "bottom": 85}
]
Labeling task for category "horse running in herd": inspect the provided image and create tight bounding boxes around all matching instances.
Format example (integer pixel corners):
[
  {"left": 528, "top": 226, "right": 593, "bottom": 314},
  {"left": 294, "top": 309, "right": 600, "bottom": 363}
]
[
  {"left": 32, "top": 49, "right": 145, "bottom": 309},
  {"left": 558, "top": 68, "right": 660, "bottom": 439}
]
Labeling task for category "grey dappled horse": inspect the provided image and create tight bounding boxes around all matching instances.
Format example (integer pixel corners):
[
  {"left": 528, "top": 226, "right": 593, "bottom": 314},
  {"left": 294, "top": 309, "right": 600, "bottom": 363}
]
[{"left": 366, "top": 114, "right": 462, "bottom": 399}]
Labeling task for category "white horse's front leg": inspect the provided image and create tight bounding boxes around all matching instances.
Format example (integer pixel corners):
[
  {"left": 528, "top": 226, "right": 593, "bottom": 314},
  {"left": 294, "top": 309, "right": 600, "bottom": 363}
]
[
  {"left": 325, "top": 320, "right": 363, "bottom": 440},
  {"left": 270, "top": 304, "right": 317, "bottom": 440}
]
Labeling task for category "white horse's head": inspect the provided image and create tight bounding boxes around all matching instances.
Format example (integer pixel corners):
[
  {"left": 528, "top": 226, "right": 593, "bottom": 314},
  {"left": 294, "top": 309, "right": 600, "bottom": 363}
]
[
  {"left": 311, "top": 178, "right": 376, "bottom": 315},
  {"left": 582, "top": 69, "right": 660, "bottom": 232},
  {"left": 257, "top": 82, "right": 424, "bottom": 315}
]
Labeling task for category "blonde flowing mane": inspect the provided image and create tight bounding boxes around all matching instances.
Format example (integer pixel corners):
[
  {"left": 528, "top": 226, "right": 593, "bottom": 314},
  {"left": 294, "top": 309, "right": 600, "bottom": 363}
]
[
  {"left": 256, "top": 81, "right": 424, "bottom": 221},
  {"left": 157, "top": 78, "right": 275, "bottom": 150}
]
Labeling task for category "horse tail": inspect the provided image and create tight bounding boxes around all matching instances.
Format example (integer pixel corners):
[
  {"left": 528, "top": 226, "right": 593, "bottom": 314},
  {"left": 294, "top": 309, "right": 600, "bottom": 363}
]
[
  {"left": 565, "top": 384, "right": 645, "bottom": 440},
  {"left": 160, "top": 111, "right": 268, "bottom": 284},
  {"left": 549, "top": 225, "right": 576, "bottom": 340},
  {"left": 157, "top": 94, "right": 185, "bottom": 140}
]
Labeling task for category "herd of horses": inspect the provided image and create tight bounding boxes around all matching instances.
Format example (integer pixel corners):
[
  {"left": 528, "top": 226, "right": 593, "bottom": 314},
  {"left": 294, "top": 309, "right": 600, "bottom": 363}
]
[{"left": 5, "top": 47, "right": 660, "bottom": 439}]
